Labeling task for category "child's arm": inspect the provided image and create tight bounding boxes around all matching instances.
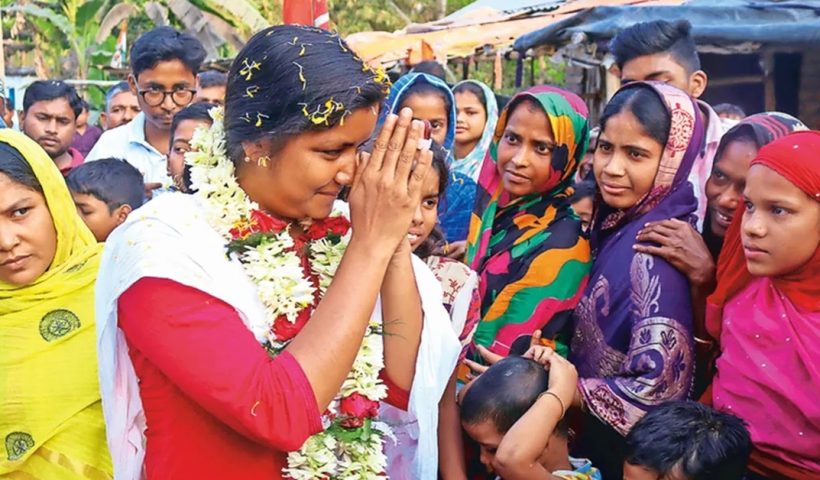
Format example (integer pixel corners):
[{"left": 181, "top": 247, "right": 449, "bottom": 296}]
[
  {"left": 438, "top": 372, "right": 467, "bottom": 480},
  {"left": 492, "top": 347, "right": 578, "bottom": 480}
]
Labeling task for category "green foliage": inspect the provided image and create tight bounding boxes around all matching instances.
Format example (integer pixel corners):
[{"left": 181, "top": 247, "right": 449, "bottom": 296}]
[{"left": 329, "top": 0, "right": 445, "bottom": 35}]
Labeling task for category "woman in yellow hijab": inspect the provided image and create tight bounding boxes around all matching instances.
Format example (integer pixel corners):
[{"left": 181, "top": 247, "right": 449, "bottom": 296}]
[{"left": 0, "top": 130, "right": 112, "bottom": 478}]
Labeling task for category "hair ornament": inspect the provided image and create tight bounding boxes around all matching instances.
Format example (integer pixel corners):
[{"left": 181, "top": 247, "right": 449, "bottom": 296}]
[
  {"left": 241, "top": 112, "right": 253, "bottom": 124},
  {"left": 239, "top": 58, "right": 261, "bottom": 81},
  {"left": 292, "top": 62, "right": 307, "bottom": 90}
]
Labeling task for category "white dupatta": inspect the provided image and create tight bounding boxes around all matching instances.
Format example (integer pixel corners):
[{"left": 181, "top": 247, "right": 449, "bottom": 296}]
[{"left": 95, "top": 193, "right": 460, "bottom": 479}]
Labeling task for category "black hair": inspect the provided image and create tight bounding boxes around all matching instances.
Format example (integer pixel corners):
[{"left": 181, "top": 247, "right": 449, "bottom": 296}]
[
  {"left": 399, "top": 81, "right": 453, "bottom": 123},
  {"left": 0, "top": 141, "right": 41, "bottom": 192},
  {"left": 105, "top": 81, "right": 132, "bottom": 111},
  {"left": 625, "top": 401, "right": 752, "bottom": 480},
  {"left": 495, "top": 94, "right": 511, "bottom": 110},
  {"left": 570, "top": 179, "right": 596, "bottom": 203},
  {"left": 224, "top": 25, "right": 389, "bottom": 166},
  {"left": 713, "top": 103, "right": 746, "bottom": 119},
  {"left": 4, "top": 96, "right": 12, "bottom": 111},
  {"left": 130, "top": 26, "right": 206, "bottom": 79},
  {"left": 198, "top": 70, "right": 228, "bottom": 88},
  {"left": 410, "top": 61, "right": 447, "bottom": 82},
  {"left": 79, "top": 98, "right": 89, "bottom": 113},
  {"left": 461, "top": 356, "right": 570, "bottom": 437},
  {"left": 599, "top": 86, "right": 671, "bottom": 147},
  {"left": 610, "top": 20, "right": 701, "bottom": 74},
  {"left": 170, "top": 102, "right": 214, "bottom": 148},
  {"left": 453, "top": 82, "right": 487, "bottom": 112},
  {"left": 66, "top": 158, "right": 144, "bottom": 211},
  {"left": 22, "top": 80, "right": 83, "bottom": 119}
]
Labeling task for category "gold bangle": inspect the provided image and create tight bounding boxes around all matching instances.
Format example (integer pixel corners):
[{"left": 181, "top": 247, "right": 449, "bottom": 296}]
[{"left": 539, "top": 390, "right": 566, "bottom": 418}]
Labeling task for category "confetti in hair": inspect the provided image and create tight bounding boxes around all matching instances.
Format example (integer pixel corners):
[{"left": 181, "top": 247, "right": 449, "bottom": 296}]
[
  {"left": 255, "top": 112, "right": 270, "bottom": 127},
  {"left": 288, "top": 36, "right": 299, "bottom": 46},
  {"left": 244, "top": 86, "right": 260, "bottom": 98},
  {"left": 241, "top": 112, "right": 253, "bottom": 124},
  {"left": 339, "top": 110, "right": 352, "bottom": 126},
  {"left": 293, "top": 62, "right": 307, "bottom": 90},
  {"left": 299, "top": 97, "right": 346, "bottom": 126},
  {"left": 239, "top": 58, "right": 261, "bottom": 81}
]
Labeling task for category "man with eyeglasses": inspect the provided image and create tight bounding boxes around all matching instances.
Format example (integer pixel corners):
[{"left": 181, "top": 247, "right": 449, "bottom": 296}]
[{"left": 87, "top": 27, "right": 206, "bottom": 199}]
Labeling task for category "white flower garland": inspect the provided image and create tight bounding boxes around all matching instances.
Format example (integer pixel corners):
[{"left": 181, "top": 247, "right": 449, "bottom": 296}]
[{"left": 187, "top": 107, "right": 389, "bottom": 479}]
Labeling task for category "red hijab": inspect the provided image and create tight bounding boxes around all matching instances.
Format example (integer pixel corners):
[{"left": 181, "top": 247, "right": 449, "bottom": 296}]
[{"left": 707, "top": 131, "right": 820, "bottom": 339}]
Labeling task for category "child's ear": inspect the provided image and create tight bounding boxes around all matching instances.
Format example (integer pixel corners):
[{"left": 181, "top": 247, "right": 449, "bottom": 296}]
[{"left": 113, "top": 204, "right": 133, "bottom": 225}]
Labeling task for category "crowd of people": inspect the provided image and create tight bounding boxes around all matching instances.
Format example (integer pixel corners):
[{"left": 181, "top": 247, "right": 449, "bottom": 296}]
[{"left": 0, "top": 18, "right": 817, "bottom": 480}]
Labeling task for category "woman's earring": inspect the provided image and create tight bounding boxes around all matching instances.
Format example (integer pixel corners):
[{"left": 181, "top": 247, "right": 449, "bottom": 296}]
[
  {"left": 257, "top": 156, "right": 271, "bottom": 168},
  {"left": 243, "top": 156, "right": 251, "bottom": 163}
]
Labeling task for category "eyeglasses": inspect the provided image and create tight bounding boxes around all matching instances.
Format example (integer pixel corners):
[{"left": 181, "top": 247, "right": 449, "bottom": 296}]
[{"left": 136, "top": 87, "right": 196, "bottom": 107}]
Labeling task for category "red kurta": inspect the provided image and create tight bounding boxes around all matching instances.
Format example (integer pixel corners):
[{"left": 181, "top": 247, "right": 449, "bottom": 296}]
[
  {"left": 119, "top": 278, "right": 323, "bottom": 479},
  {"left": 119, "top": 277, "right": 409, "bottom": 479}
]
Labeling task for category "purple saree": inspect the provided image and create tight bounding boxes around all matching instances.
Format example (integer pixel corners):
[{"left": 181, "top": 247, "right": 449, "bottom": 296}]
[{"left": 569, "top": 82, "right": 704, "bottom": 478}]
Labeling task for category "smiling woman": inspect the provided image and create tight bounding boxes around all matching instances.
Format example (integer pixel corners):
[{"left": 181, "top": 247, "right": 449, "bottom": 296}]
[
  {"left": 94, "top": 24, "right": 460, "bottom": 480},
  {"left": 0, "top": 130, "right": 111, "bottom": 478}
]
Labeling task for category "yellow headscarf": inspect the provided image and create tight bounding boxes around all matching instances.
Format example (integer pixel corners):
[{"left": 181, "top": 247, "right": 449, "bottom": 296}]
[{"left": 0, "top": 130, "right": 112, "bottom": 478}]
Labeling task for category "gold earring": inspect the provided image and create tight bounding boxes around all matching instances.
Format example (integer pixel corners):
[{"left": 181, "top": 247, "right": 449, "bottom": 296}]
[{"left": 257, "top": 156, "right": 271, "bottom": 168}]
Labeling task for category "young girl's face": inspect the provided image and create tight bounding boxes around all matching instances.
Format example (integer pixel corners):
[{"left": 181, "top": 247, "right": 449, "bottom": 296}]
[
  {"left": 455, "top": 91, "right": 487, "bottom": 146},
  {"left": 462, "top": 420, "right": 503, "bottom": 471},
  {"left": 571, "top": 195, "right": 594, "bottom": 231},
  {"left": 594, "top": 110, "right": 664, "bottom": 210},
  {"left": 408, "top": 168, "right": 441, "bottom": 251},
  {"left": 741, "top": 164, "right": 820, "bottom": 277},
  {"left": 496, "top": 100, "right": 560, "bottom": 199},
  {"left": 401, "top": 93, "right": 448, "bottom": 146}
]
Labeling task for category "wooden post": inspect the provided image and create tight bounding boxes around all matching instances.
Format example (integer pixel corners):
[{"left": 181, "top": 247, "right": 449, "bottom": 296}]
[{"left": 763, "top": 51, "right": 776, "bottom": 111}]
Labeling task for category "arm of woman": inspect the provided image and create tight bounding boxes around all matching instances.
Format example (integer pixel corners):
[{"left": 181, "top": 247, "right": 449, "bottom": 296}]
[
  {"left": 119, "top": 277, "right": 323, "bottom": 452},
  {"left": 380, "top": 240, "right": 423, "bottom": 390},
  {"left": 634, "top": 219, "right": 716, "bottom": 340},
  {"left": 437, "top": 372, "right": 467, "bottom": 480},
  {"left": 492, "top": 347, "right": 576, "bottom": 480}
]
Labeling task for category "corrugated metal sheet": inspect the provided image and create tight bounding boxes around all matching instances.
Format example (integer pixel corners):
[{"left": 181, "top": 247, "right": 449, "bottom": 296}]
[{"left": 346, "top": 0, "right": 679, "bottom": 64}]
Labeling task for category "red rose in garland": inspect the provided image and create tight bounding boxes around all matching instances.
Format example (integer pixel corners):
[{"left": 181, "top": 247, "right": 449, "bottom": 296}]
[
  {"left": 272, "top": 308, "right": 311, "bottom": 342},
  {"left": 252, "top": 210, "right": 288, "bottom": 233},
  {"left": 230, "top": 210, "right": 288, "bottom": 239},
  {"left": 306, "top": 215, "right": 350, "bottom": 241},
  {"left": 339, "top": 392, "right": 380, "bottom": 428}
]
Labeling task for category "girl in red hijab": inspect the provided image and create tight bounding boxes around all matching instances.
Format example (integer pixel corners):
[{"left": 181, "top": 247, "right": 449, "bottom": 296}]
[{"left": 706, "top": 131, "right": 820, "bottom": 479}]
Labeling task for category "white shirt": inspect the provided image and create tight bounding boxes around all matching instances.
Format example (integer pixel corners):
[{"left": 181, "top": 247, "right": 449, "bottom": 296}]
[{"left": 86, "top": 112, "right": 170, "bottom": 184}]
